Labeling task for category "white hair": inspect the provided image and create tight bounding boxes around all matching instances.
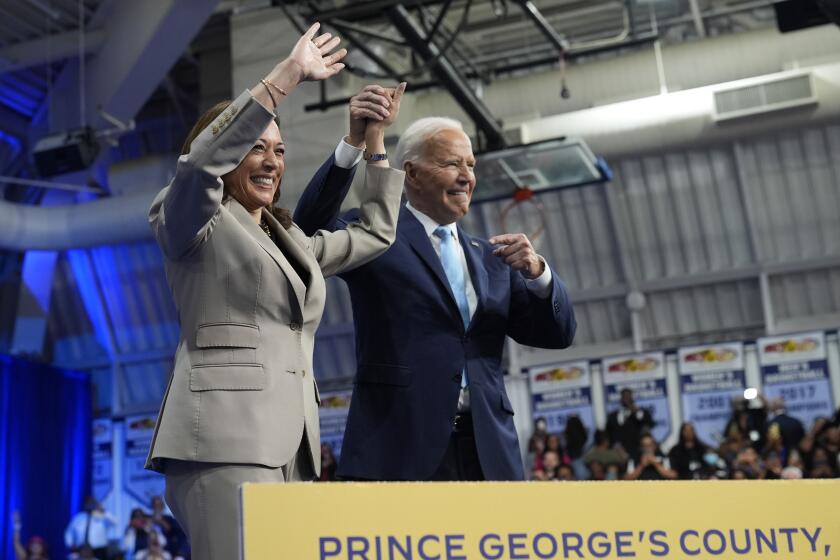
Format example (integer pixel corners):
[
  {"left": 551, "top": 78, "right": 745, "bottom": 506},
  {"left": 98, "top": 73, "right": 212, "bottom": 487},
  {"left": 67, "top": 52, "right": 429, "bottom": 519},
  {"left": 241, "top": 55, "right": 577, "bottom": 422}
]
[{"left": 393, "top": 117, "right": 466, "bottom": 170}]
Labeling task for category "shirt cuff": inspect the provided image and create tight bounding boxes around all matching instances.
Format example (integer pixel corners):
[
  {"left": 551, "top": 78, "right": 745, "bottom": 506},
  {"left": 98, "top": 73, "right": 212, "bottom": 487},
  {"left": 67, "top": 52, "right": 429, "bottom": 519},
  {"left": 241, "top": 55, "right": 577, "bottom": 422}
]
[
  {"left": 525, "top": 257, "right": 553, "bottom": 298},
  {"left": 334, "top": 136, "right": 364, "bottom": 169}
]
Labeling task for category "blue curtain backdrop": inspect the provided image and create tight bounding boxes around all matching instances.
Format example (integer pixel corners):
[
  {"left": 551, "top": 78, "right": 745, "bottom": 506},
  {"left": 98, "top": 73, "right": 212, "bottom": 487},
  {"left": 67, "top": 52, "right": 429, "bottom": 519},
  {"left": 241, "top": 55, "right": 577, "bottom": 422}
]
[{"left": 0, "top": 355, "right": 91, "bottom": 560}]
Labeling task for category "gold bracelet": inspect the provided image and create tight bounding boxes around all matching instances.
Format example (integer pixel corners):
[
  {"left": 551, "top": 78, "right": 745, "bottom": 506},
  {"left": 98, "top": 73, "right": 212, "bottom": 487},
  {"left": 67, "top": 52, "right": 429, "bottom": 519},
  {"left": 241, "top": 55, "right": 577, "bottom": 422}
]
[
  {"left": 260, "top": 79, "right": 278, "bottom": 108},
  {"left": 261, "top": 78, "right": 288, "bottom": 97}
]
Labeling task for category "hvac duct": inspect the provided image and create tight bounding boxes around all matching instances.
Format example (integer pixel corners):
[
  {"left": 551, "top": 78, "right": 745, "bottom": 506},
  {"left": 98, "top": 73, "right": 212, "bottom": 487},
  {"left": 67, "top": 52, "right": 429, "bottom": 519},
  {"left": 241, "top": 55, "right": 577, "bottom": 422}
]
[
  {"left": 0, "top": 190, "right": 157, "bottom": 251},
  {"left": 0, "top": 156, "right": 172, "bottom": 251},
  {"left": 520, "top": 62, "right": 840, "bottom": 157}
]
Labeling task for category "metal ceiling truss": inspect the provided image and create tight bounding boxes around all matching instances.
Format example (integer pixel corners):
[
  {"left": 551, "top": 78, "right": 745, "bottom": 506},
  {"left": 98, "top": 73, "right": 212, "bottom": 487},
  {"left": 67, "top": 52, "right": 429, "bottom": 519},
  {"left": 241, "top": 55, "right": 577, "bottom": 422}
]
[{"left": 291, "top": 0, "right": 670, "bottom": 147}]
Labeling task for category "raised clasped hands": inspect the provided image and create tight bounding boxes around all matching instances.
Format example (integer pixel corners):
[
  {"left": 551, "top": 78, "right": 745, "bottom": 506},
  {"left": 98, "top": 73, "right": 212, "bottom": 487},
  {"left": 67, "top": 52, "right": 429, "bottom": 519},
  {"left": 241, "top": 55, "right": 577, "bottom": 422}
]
[
  {"left": 351, "top": 82, "right": 406, "bottom": 163},
  {"left": 350, "top": 82, "right": 407, "bottom": 140},
  {"left": 489, "top": 233, "right": 545, "bottom": 279},
  {"left": 349, "top": 84, "right": 398, "bottom": 146}
]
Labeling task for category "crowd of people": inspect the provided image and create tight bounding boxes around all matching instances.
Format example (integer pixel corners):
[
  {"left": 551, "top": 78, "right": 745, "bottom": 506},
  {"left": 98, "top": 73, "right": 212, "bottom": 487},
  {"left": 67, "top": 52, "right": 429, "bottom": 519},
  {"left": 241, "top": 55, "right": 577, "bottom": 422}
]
[
  {"left": 527, "top": 389, "right": 840, "bottom": 482},
  {"left": 41, "top": 496, "right": 189, "bottom": 560},
  {"left": 13, "top": 495, "right": 188, "bottom": 560}
]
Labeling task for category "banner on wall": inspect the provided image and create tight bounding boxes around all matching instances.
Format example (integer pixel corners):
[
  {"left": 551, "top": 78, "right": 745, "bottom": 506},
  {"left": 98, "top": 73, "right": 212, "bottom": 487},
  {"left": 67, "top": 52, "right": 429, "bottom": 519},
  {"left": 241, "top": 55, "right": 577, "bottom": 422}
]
[
  {"left": 603, "top": 352, "right": 671, "bottom": 443},
  {"left": 92, "top": 417, "right": 113, "bottom": 502},
  {"left": 242, "top": 480, "right": 840, "bottom": 560},
  {"left": 678, "top": 343, "right": 746, "bottom": 446},
  {"left": 758, "top": 331, "right": 834, "bottom": 428},
  {"left": 123, "top": 414, "right": 165, "bottom": 505},
  {"left": 319, "top": 389, "right": 353, "bottom": 459},
  {"left": 528, "top": 361, "right": 595, "bottom": 437}
]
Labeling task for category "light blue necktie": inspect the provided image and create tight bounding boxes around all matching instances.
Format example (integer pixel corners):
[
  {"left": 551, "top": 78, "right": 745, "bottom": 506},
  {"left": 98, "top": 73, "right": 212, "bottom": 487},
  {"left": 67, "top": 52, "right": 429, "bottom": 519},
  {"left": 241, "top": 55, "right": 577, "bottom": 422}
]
[{"left": 434, "top": 225, "right": 470, "bottom": 388}]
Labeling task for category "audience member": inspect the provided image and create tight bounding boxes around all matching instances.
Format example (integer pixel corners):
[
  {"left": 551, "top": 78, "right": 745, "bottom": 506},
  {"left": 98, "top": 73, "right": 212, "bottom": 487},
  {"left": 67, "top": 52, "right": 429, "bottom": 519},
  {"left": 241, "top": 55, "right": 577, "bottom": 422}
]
[
  {"left": 606, "top": 388, "right": 653, "bottom": 458},
  {"left": 556, "top": 464, "right": 576, "bottom": 481},
  {"left": 809, "top": 447, "right": 836, "bottom": 478},
  {"left": 718, "top": 424, "right": 745, "bottom": 466},
  {"left": 624, "top": 434, "right": 677, "bottom": 481},
  {"left": 123, "top": 508, "right": 166, "bottom": 560},
  {"left": 732, "top": 446, "right": 764, "bottom": 480},
  {"left": 545, "top": 433, "right": 565, "bottom": 459},
  {"left": 77, "top": 546, "right": 97, "bottom": 560},
  {"left": 64, "top": 497, "right": 117, "bottom": 560},
  {"left": 134, "top": 531, "right": 172, "bottom": 560},
  {"left": 320, "top": 443, "right": 338, "bottom": 482},
  {"left": 822, "top": 423, "right": 840, "bottom": 470},
  {"left": 588, "top": 461, "right": 606, "bottom": 481},
  {"left": 787, "top": 448, "right": 805, "bottom": 472},
  {"left": 564, "top": 416, "right": 589, "bottom": 480},
  {"left": 725, "top": 396, "right": 767, "bottom": 451},
  {"left": 528, "top": 417, "right": 549, "bottom": 453},
  {"left": 762, "top": 422, "right": 787, "bottom": 464},
  {"left": 766, "top": 398, "right": 805, "bottom": 452},
  {"left": 527, "top": 437, "right": 547, "bottom": 479},
  {"left": 534, "top": 450, "right": 561, "bottom": 481},
  {"left": 583, "top": 429, "right": 626, "bottom": 471},
  {"left": 781, "top": 466, "right": 803, "bottom": 479},
  {"left": 12, "top": 512, "right": 49, "bottom": 560},
  {"left": 668, "top": 422, "right": 708, "bottom": 480},
  {"left": 798, "top": 417, "right": 829, "bottom": 467},
  {"left": 763, "top": 451, "right": 784, "bottom": 479},
  {"left": 149, "top": 496, "right": 186, "bottom": 560}
]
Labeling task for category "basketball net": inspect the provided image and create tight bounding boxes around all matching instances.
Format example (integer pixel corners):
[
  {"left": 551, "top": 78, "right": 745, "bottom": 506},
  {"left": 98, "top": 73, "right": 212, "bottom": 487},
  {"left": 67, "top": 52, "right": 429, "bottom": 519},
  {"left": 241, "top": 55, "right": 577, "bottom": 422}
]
[{"left": 498, "top": 185, "right": 547, "bottom": 244}]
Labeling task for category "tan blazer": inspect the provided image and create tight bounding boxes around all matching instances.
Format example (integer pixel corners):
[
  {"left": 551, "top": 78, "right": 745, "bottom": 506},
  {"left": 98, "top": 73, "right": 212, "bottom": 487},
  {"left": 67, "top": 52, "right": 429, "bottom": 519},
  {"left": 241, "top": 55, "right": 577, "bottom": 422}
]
[{"left": 144, "top": 90, "right": 403, "bottom": 474}]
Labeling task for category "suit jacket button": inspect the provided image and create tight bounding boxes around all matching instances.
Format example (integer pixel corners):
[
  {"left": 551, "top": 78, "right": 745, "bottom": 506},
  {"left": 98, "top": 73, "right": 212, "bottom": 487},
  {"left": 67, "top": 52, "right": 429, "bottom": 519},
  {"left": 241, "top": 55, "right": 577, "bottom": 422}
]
[
  {"left": 289, "top": 321, "right": 301, "bottom": 332},
  {"left": 452, "top": 374, "right": 461, "bottom": 382},
  {"left": 302, "top": 369, "right": 307, "bottom": 378}
]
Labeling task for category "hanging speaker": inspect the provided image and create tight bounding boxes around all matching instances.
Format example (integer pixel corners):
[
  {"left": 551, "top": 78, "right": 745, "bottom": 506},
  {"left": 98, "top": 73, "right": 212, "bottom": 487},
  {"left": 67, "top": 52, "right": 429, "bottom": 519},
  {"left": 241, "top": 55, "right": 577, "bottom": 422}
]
[{"left": 32, "top": 127, "right": 100, "bottom": 177}]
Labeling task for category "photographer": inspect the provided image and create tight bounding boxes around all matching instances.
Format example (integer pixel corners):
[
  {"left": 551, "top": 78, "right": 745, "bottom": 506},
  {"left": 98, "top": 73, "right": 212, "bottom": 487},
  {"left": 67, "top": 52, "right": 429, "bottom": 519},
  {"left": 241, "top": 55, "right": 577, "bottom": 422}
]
[
  {"left": 606, "top": 388, "right": 654, "bottom": 458},
  {"left": 624, "top": 434, "right": 677, "bottom": 481},
  {"left": 725, "top": 394, "right": 767, "bottom": 451},
  {"left": 122, "top": 508, "right": 166, "bottom": 560}
]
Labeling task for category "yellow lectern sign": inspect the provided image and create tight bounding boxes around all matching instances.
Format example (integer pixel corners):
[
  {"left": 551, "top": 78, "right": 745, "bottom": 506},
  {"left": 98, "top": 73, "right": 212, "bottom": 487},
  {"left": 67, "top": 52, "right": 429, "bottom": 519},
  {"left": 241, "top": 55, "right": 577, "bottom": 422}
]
[{"left": 241, "top": 481, "right": 840, "bottom": 559}]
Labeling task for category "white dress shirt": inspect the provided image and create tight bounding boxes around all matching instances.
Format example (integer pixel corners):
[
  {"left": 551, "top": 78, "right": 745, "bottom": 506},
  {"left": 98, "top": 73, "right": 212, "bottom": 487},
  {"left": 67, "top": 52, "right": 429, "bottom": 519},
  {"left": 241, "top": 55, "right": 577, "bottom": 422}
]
[
  {"left": 333, "top": 137, "right": 365, "bottom": 169},
  {"left": 405, "top": 202, "right": 553, "bottom": 410},
  {"left": 64, "top": 510, "right": 117, "bottom": 549}
]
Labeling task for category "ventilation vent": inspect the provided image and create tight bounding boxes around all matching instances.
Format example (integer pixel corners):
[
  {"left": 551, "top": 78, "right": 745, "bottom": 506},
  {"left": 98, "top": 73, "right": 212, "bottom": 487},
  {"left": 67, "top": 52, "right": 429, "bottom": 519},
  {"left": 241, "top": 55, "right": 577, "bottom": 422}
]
[{"left": 713, "top": 72, "right": 816, "bottom": 122}]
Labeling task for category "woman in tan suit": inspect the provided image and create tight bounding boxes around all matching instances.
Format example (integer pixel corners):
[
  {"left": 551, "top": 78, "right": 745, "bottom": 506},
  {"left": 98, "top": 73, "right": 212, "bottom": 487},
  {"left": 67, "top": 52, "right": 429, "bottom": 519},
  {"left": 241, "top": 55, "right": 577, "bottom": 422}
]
[{"left": 144, "top": 23, "right": 405, "bottom": 558}]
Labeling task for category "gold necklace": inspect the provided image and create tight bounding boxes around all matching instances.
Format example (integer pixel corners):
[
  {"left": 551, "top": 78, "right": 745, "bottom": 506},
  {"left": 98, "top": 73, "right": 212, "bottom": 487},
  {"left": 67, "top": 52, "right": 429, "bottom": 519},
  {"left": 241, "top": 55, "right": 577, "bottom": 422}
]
[{"left": 260, "top": 220, "right": 272, "bottom": 238}]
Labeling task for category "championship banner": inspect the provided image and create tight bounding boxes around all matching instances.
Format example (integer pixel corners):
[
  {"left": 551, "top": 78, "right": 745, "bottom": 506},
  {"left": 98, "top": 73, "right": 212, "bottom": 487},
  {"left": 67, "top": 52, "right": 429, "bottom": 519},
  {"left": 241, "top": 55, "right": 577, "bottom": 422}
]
[
  {"left": 319, "top": 389, "right": 353, "bottom": 459},
  {"left": 527, "top": 361, "right": 595, "bottom": 437},
  {"left": 758, "top": 331, "right": 834, "bottom": 428},
  {"left": 92, "top": 417, "right": 113, "bottom": 502},
  {"left": 123, "top": 414, "right": 165, "bottom": 504},
  {"left": 242, "top": 481, "right": 840, "bottom": 559},
  {"left": 602, "top": 352, "right": 671, "bottom": 443},
  {"left": 678, "top": 343, "right": 746, "bottom": 446}
]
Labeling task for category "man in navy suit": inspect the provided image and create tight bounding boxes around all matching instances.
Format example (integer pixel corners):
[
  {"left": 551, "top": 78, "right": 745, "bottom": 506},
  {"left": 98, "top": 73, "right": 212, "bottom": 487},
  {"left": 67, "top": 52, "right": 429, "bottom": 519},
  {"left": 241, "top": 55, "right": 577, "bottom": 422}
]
[{"left": 295, "top": 116, "right": 576, "bottom": 481}]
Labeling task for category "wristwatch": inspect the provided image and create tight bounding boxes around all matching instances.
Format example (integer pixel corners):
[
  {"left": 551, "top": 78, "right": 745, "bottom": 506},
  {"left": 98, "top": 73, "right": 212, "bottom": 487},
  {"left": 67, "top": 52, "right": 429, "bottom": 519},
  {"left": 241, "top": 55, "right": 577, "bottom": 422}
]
[{"left": 363, "top": 149, "right": 388, "bottom": 162}]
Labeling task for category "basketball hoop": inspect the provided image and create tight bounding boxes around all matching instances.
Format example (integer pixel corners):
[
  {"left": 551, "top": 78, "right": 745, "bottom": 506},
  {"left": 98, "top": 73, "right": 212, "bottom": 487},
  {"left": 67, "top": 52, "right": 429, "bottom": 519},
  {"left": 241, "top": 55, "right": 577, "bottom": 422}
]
[{"left": 498, "top": 185, "right": 547, "bottom": 243}]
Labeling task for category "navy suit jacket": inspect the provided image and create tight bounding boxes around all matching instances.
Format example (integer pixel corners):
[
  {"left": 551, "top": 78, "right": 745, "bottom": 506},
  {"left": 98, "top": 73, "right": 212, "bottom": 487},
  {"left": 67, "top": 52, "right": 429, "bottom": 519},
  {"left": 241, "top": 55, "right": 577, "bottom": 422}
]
[{"left": 295, "top": 185, "right": 576, "bottom": 480}]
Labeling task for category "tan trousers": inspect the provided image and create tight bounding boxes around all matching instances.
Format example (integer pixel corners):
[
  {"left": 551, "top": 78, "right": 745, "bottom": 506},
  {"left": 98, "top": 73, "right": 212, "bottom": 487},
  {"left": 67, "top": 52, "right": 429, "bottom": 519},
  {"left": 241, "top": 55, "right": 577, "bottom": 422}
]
[{"left": 163, "top": 442, "right": 315, "bottom": 560}]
